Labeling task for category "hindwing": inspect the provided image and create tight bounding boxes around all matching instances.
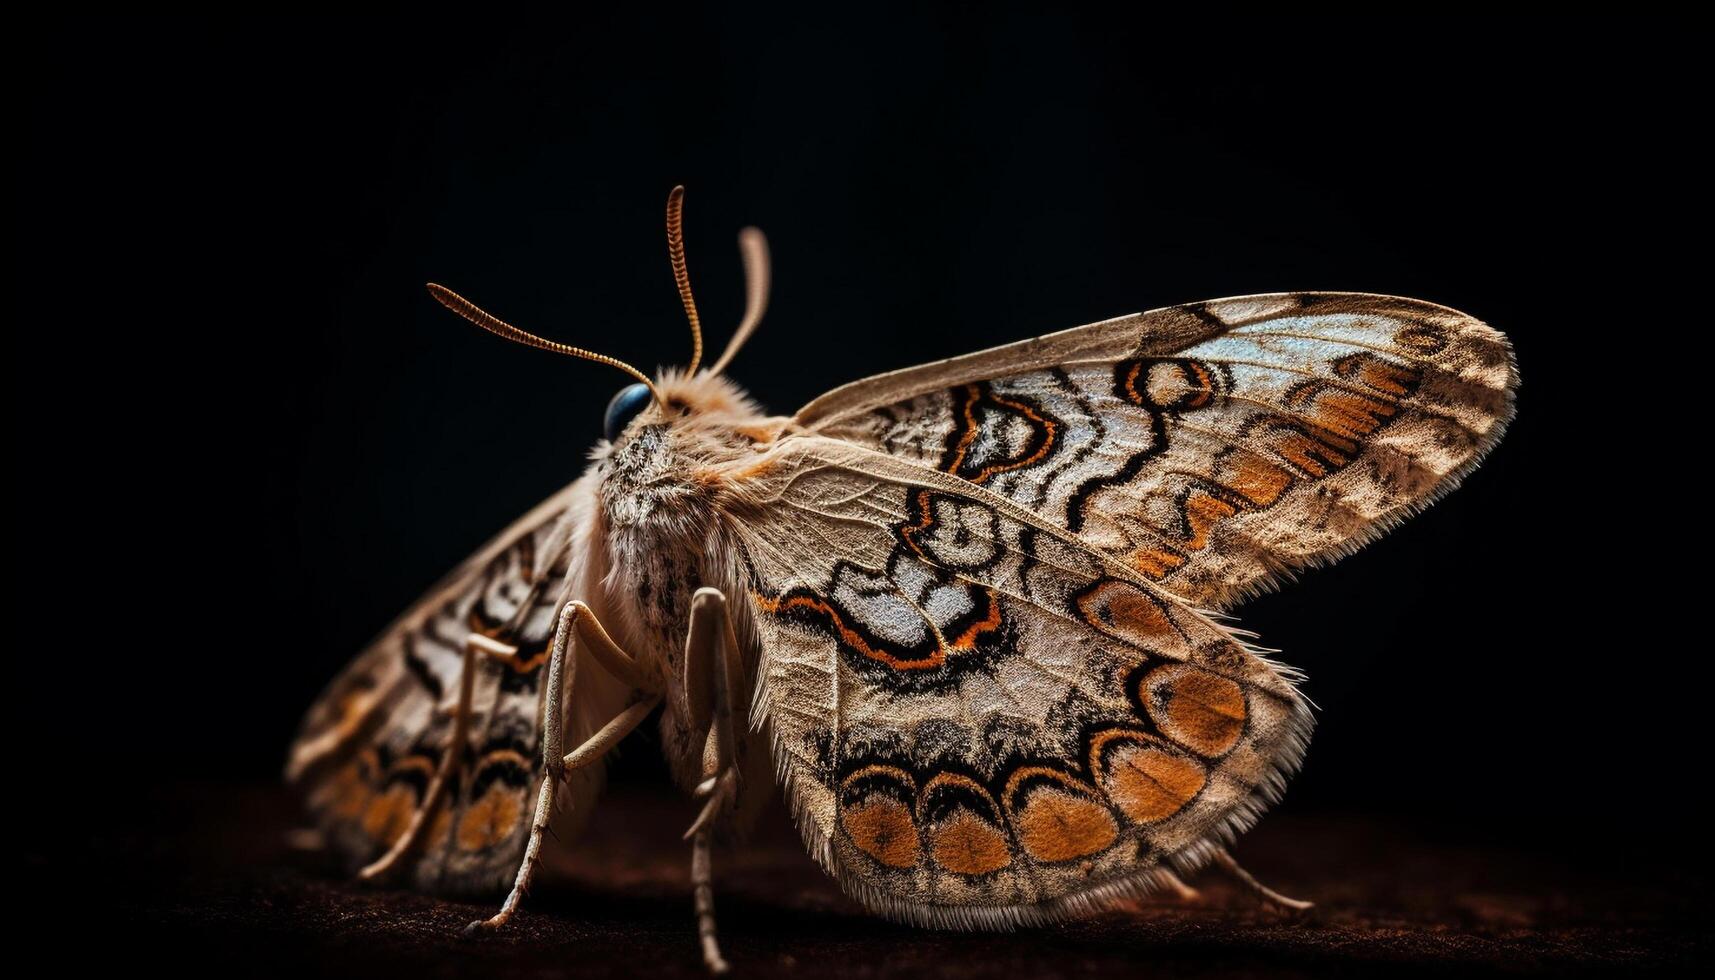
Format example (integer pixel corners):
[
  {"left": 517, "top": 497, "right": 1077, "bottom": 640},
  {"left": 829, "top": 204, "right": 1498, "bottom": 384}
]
[
  {"left": 287, "top": 479, "right": 602, "bottom": 894},
  {"left": 730, "top": 440, "right": 1312, "bottom": 924}
]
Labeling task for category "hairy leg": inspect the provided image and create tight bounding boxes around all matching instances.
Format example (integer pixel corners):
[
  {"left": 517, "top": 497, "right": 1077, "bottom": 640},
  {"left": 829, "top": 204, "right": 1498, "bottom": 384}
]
[
  {"left": 1158, "top": 868, "right": 1202, "bottom": 902},
  {"left": 692, "top": 827, "right": 728, "bottom": 974},
  {"left": 466, "top": 600, "right": 659, "bottom": 934},
  {"left": 1212, "top": 848, "right": 1314, "bottom": 911},
  {"left": 680, "top": 587, "right": 744, "bottom": 973}
]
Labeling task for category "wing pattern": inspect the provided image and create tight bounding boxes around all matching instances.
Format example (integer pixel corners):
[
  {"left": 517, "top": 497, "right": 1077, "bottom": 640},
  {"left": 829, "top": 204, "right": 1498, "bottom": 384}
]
[
  {"left": 730, "top": 441, "right": 1312, "bottom": 926},
  {"left": 800, "top": 293, "right": 1515, "bottom": 608},
  {"left": 287, "top": 487, "right": 583, "bottom": 894}
]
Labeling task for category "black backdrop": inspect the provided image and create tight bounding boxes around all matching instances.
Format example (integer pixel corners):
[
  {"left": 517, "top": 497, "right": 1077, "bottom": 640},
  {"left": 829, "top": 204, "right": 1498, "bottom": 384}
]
[{"left": 17, "top": 14, "right": 1698, "bottom": 862}]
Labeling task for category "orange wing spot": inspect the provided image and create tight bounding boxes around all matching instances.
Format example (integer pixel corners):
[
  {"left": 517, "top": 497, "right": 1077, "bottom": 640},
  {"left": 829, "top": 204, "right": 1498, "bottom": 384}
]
[
  {"left": 361, "top": 784, "right": 417, "bottom": 846},
  {"left": 1312, "top": 392, "right": 1397, "bottom": 440},
  {"left": 1131, "top": 459, "right": 1294, "bottom": 581},
  {"left": 1077, "top": 579, "right": 1176, "bottom": 646},
  {"left": 1270, "top": 429, "right": 1347, "bottom": 478},
  {"left": 319, "top": 754, "right": 378, "bottom": 819},
  {"left": 457, "top": 785, "right": 523, "bottom": 852},
  {"left": 1335, "top": 353, "right": 1420, "bottom": 396},
  {"left": 842, "top": 797, "right": 921, "bottom": 868},
  {"left": 1013, "top": 786, "right": 1118, "bottom": 863},
  {"left": 1101, "top": 744, "right": 1207, "bottom": 824},
  {"left": 1130, "top": 547, "right": 1186, "bottom": 579},
  {"left": 1226, "top": 456, "right": 1293, "bottom": 507},
  {"left": 1145, "top": 666, "right": 1247, "bottom": 757},
  {"left": 1181, "top": 491, "right": 1239, "bottom": 551},
  {"left": 426, "top": 806, "right": 455, "bottom": 850},
  {"left": 1265, "top": 368, "right": 1413, "bottom": 481},
  {"left": 930, "top": 809, "right": 1013, "bottom": 875}
]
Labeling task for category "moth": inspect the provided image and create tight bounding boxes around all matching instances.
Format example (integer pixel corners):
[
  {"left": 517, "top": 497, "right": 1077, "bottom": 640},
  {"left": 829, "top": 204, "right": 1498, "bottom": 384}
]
[{"left": 287, "top": 187, "right": 1517, "bottom": 973}]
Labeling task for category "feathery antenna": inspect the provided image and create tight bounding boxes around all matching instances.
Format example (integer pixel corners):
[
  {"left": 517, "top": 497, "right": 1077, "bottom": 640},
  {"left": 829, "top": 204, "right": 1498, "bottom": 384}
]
[
  {"left": 665, "top": 185, "right": 704, "bottom": 375},
  {"left": 708, "top": 227, "right": 771, "bottom": 376},
  {"left": 425, "top": 283, "right": 663, "bottom": 405}
]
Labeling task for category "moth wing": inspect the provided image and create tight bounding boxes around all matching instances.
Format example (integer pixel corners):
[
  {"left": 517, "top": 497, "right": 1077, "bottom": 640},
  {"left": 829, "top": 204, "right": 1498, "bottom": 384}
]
[
  {"left": 729, "top": 439, "right": 1312, "bottom": 925},
  {"left": 288, "top": 476, "right": 611, "bottom": 894},
  {"left": 796, "top": 293, "right": 1516, "bottom": 609}
]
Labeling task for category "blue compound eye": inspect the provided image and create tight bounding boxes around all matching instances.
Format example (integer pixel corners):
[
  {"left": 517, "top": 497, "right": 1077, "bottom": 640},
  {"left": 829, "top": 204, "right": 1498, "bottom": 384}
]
[{"left": 603, "top": 382, "right": 653, "bottom": 440}]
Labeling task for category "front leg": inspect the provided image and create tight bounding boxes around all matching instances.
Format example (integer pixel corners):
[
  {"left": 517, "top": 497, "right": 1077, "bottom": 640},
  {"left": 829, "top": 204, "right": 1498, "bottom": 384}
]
[
  {"left": 466, "top": 600, "right": 660, "bottom": 935},
  {"left": 680, "top": 587, "right": 747, "bottom": 974}
]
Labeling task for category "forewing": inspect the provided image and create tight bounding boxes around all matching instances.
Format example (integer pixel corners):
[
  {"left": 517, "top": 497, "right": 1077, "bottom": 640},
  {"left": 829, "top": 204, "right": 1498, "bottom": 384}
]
[
  {"left": 798, "top": 293, "right": 1516, "bottom": 608},
  {"left": 288, "top": 481, "right": 588, "bottom": 894},
  {"left": 730, "top": 439, "right": 1312, "bottom": 925}
]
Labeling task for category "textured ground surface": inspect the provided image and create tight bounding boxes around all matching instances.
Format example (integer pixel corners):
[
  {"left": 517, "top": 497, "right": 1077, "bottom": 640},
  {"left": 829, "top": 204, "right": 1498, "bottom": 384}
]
[{"left": 38, "top": 783, "right": 1706, "bottom": 977}]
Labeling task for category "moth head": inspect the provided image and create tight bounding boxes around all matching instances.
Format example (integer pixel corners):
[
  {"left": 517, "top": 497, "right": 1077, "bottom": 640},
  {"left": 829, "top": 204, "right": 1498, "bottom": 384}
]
[
  {"left": 426, "top": 185, "right": 770, "bottom": 441},
  {"left": 599, "top": 370, "right": 762, "bottom": 443}
]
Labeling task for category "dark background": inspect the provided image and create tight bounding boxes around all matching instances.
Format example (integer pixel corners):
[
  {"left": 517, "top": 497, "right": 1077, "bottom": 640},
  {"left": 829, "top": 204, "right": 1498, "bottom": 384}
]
[{"left": 16, "top": 9, "right": 1699, "bottom": 896}]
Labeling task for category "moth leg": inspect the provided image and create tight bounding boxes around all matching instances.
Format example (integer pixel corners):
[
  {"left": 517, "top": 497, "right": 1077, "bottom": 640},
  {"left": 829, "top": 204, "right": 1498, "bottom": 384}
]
[
  {"left": 466, "top": 600, "right": 659, "bottom": 935},
  {"left": 357, "top": 638, "right": 481, "bottom": 881},
  {"left": 680, "top": 587, "right": 744, "bottom": 974},
  {"left": 566, "top": 599, "right": 656, "bottom": 691},
  {"left": 1109, "top": 867, "right": 1200, "bottom": 916},
  {"left": 692, "top": 826, "right": 728, "bottom": 975},
  {"left": 1211, "top": 848, "right": 1314, "bottom": 911},
  {"left": 468, "top": 698, "right": 659, "bottom": 933},
  {"left": 1158, "top": 868, "right": 1202, "bottom": 902}
]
